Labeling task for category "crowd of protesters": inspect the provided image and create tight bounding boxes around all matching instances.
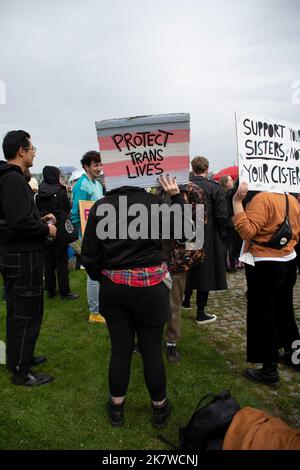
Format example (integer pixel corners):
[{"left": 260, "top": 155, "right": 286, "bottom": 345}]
[{"left": 0, "top": 129, "right": 300, "bottom": 432}]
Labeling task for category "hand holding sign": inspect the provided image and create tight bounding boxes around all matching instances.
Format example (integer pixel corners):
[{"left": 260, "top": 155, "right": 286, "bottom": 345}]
[
  {"left": 233, "top": 182, "right": 249, "bottom": 203},
  {"left": 158, "top": 175, "right": 180, "bottom": 196}
]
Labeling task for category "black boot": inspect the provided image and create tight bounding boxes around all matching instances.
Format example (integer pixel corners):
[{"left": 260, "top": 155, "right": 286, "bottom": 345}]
[
  {"left": 244, "top": 363, "right": 279, "bottom": 385},
  {"left": 152, "top": 399, "right": 171, "bottom": 428},
  {"left": 107, "top": 399, "right": 125, "bottom": 427}
]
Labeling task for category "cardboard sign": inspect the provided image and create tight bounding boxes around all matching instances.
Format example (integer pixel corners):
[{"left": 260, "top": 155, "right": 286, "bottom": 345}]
[
  {"left": 79, "top": 200, "right": 94, "bottom": 236},
  {"left": 236, "top": 113, "right": 300, "bottom": 193},
  {"left": 95, "top": 113, "right": 190, "bottom": 191}
]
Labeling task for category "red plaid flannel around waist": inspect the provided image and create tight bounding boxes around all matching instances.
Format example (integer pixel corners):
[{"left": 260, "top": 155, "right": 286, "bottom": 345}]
[{"left": 102, "top": 263, "right": 168, "bottom": 287}]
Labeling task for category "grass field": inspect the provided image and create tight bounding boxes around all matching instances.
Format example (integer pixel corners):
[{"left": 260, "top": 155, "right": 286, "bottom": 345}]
[{"left": 0, "top": 270, "right": 296, "bottom": 450}]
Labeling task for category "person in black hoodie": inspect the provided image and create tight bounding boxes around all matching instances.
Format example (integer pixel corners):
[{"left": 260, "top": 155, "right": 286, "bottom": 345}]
[
  {"left": 0, "top": 130, "right": 56, "bottom": 386},
  {"left": 81, "top": 177, "right": 186, "bottom": 428},
  {"left": 36, "top": 166, "right": 79, "bottom": 301}
]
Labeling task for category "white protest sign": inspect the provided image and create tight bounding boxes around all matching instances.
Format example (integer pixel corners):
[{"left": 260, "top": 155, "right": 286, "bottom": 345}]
[
  {"left": 95, "top": 113, "right": 190, "bottom": 191},
  {"left": 236, "top": 113, "right": 300, "bottom": 193}
]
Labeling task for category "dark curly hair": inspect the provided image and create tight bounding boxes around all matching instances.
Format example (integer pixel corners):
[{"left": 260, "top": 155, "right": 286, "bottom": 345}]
[{"left": 80, "top": 151, "right": 101, "bottom": 169}]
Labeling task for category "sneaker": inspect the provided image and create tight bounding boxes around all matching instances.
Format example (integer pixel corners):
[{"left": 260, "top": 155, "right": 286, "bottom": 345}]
[
  {"left": 195, "top": 311, "right": 217, "bottom": 325},
  {"left": 89, "top": 313, "right": 106, "bottom": 324},
  {"left": 243, "top": 364, "right": 279, "bottom": 385},
  {"left": 167, "top": 345, "right": 181, "bottom": 364},
  {"left": 12, "top": 371, "right": 54, "bottom": 386},
  {"left": 182, "top": 299, "right": 191, "bottom": 309},
  {"left": 107, "top": 399, "right": 124, "bottom": 427},
  {"left": 152, "top": 399, "right": 171, "bottom": 428}
]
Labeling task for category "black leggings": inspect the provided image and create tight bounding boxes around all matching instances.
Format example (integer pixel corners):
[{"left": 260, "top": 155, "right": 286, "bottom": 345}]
[
  {"left": 106, "top": 318, "right": 166, "bottom": 401},
  {"left": 100, "top": 277, "right": 170, "bottom": 402}
]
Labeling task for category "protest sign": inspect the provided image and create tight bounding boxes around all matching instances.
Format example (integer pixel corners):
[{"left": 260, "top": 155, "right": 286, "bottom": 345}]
[
  {"left": 95, "top": 113, "right": 190, "bottom": 191},
  {"left": 236, "top": 113, "right": 300, "bottom": 193},
  {"left": 79, "top": 200, "right": 94, "bottom": 236}
]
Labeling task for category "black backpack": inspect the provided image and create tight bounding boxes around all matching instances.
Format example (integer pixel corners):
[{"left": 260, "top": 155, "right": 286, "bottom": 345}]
[{"left": 178, "top": 390, "right": 241, "bottom": 451}]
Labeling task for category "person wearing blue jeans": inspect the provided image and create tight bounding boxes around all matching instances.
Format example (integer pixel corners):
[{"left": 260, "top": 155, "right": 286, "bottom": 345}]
[
  {"left": 71, "top": 150, "right": 105, "bottom": 323},
  {"left": 87, "top": 275, "right": 100, "bottom": 316}
]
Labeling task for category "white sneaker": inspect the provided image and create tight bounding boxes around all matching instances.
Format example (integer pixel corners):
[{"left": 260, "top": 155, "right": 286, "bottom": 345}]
[{"left": 195, "top": 312, "right": 217, "bottom": 325}]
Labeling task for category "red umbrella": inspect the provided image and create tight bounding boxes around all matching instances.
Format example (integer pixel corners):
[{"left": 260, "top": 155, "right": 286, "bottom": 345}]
[{"left": 213, "top": 165, "right": 238, "bottom": 181}]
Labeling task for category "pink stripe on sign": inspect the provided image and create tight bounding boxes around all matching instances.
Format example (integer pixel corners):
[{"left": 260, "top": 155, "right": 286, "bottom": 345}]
[
  {"left": 103, "top": 156, "right": 189, "bottom": 177},
  {"left": 98, "top": 129, "right": 190, "bottom": 151}
]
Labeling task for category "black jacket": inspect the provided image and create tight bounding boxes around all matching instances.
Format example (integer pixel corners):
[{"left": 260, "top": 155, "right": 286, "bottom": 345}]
[
  {"left": 81, "top": 186, "right": 184, "bottom": 281},
  {"left": 0, "top": 161, "right": 49, "bottom": 253},
  {"left": 36, "top": 166, "right": 71, "bottom": 246},
  {"left": 186, "top": 175, "right": 228, "bottom": 291}
]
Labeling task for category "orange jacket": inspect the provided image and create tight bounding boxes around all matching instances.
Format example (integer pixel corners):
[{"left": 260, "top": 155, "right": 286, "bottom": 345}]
[
  {"left": 232, "top": 193, "right": 300, "bottom": 258},
  {"left": 223, "top": 407, "right": 300, "bottom": 450}
]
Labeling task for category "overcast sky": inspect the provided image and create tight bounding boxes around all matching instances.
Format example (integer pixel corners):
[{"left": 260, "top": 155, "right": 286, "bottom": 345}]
[{"left": 0, "top": 0, "right": 299, "bottom": 173}]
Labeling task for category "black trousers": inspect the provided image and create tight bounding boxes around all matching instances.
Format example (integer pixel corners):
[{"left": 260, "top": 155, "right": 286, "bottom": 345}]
[
  {"left": 100, "top": 277, "right": 170, "bottom": 401},
  {"left": 223, "top": 234, "right": 237, "bottom": 271},
  {"left": 184, "top": 289, "right": 209, "bottom": 311},
  {"left": 0, "top": 251, "right": 44, "bottom": 374},
  {"left": 245, "top": 259, "right": 299, "bottom": 363},
  {"left": 44, "top": 241, "right": 70, "bottom": 296}
]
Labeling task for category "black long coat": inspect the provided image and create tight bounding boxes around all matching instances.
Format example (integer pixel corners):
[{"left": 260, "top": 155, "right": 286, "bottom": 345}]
[{"left": 186, "top": 175, "right": 228, "bottom": 291}]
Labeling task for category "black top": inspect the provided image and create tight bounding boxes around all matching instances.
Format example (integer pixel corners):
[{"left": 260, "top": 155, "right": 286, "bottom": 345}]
[
  {"left": 81, "top": 186, "right": 184, "bottom": 281},
  {"left": 0, "top": 161, "right": 49, "bottom": 253},
  {"left": 36, "top": 166, "right": 71, "bottom": 245},
  {"left": 190, "top": 175, "right": 228, "bottom": 239}
]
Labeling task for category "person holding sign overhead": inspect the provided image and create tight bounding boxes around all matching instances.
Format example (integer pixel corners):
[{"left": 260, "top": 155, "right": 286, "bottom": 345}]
[
  {"left": 81, "top": 175, "right": 185, "bottom": 428},
  {"left": 232, "top": 182, "right": 300, "bottom": 384}
]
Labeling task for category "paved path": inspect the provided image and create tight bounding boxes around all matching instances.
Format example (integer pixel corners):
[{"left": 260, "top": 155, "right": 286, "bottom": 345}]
[{"left": 204, "top": 269, "right": 300, "bottom": 427}]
